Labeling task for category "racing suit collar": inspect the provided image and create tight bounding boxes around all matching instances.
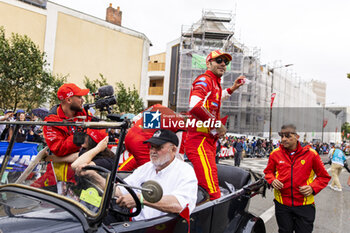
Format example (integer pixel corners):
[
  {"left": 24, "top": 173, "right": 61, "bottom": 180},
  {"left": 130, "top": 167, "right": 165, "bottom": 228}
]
[
  {"left": 57, "top": 105, "right": 70, "bottom": 119},
  {"left": 205, "top": 70, "right": 221, "bottom": 83}
]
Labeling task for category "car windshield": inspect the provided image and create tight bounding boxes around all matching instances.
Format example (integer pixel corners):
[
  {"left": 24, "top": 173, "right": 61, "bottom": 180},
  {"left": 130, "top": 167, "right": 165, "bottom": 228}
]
[
  {"left": 0, "top": 121, "right": 121, "bottom": 218},
  {"left": 0, "top": 151, "right": 111, "bottom": 217}
]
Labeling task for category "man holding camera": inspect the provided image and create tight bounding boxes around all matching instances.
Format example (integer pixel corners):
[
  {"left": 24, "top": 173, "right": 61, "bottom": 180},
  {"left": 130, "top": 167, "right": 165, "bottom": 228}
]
[
  {"left": 37, "top": 83, "right": 92, "bottom": 186},
  {"left": 43, "top": 83, "right": 92, "bottom": 156}
]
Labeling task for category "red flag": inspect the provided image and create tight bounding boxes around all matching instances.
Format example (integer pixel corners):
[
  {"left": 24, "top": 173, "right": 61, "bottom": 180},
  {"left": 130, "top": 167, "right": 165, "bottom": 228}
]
[
  {"left": 179, "top": 204, "right": 190, "bottom": 233},
  {"left": 270, "top": 93, "right": 276, "bottom": 108},
  {"left": 220, "top": 115, "right": 228, "bottom": 125},
  {"left": 323, "top": 119, "right": 328, "bottom": 128},
  {"left": 31, "top": 162, "right": 57, "bottom": 188}
]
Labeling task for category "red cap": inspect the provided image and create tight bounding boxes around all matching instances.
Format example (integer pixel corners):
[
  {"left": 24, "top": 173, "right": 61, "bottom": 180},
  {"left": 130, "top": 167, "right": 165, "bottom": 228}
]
[
  {"left": 86, "top": 128, "right": 108, "bottom": 144},
  {"left": 206, "top": 50, "right": 232, "bottom": 63},
  {"left": 57, "top": 83, "right": 90, "bottom": 100}
]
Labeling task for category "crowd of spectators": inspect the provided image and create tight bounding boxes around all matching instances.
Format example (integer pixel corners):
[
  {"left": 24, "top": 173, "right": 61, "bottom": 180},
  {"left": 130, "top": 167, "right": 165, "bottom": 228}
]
[
  {"left": 0, "top": 109, "right": 43, "bottom": 143},
  {"left": 0, "top": 109, "right": 121, "bottom": 145},
  {"left": 217, "top": 135, "right": 349, "bottom": 158},
  {"left": 218, "top": 136, "right": 275, "bottom": 158}
]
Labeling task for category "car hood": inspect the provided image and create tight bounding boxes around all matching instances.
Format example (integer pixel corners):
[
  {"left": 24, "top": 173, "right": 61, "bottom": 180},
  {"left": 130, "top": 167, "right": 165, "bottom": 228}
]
[{"left": 0, "top": 209, "right": 84, "bottom": 233}]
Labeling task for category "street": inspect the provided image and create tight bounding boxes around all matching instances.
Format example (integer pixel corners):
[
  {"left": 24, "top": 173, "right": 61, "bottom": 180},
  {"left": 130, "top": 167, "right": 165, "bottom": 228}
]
[{"left": 220, "top": 155, "right": 350, "bottom": 233}]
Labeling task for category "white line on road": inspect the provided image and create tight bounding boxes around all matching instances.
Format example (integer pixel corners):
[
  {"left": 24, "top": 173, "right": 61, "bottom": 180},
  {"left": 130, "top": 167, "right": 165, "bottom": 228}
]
[{"left": 260, "top": 205, "right": 275, "bottom": 223}]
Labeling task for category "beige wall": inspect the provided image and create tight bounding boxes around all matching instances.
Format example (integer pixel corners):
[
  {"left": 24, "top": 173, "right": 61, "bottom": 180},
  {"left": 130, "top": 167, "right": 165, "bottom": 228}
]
[
  {"left": 0, "top": 2, "right": 46, "bottom": 50},
  {"left": 53, "top": 12, "right": 144, "bottom": 90}
]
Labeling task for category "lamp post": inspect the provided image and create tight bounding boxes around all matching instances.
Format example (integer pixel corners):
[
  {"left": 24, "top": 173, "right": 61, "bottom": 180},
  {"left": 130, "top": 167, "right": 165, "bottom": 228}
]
[{"left": 268, "top": 64, "right": 293, "bottom": 141}]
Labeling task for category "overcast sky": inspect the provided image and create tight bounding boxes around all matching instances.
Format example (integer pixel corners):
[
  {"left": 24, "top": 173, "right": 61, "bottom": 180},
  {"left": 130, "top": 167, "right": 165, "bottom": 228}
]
[{"left": 50, "top": 0, "right": 350, "bottom": 106}]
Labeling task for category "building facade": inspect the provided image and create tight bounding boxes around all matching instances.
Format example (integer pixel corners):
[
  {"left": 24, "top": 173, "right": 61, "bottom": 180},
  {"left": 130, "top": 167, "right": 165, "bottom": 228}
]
[
  {"left": 0, "top": 0, "right": 151, "bottom": 104},
  {"left": 151, "top": 9, "right": 341, "bottom": 142}
]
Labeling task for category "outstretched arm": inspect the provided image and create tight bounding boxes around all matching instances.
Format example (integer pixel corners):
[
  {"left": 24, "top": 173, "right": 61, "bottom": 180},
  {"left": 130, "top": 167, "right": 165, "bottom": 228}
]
[
  {"left": 45, "top": 153, "right": 79, "bottom": 163},
  {"left": 71, "top": 136, "right": 108, "bottom": 171},
  {"left": 222, "top": 75, "right": 245, "bottom": 101}
]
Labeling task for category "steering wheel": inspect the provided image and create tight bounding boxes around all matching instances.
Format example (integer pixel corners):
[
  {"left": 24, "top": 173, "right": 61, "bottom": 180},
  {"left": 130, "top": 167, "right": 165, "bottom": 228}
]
[
  {"left": 82, "top": 165, "right": 110, "bottom": 176},
  {"left": 109, "top": 174, "right": 142, "bottom": 217}
]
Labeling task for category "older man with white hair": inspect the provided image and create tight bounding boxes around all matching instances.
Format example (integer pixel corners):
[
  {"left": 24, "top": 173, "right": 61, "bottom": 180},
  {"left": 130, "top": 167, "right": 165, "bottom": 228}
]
[{"left": 115, "top": 129, "right": 198, "bottom": 221}]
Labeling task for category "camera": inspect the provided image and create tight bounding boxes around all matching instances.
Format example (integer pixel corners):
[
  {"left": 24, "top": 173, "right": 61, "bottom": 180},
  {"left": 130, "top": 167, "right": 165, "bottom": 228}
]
[{"left": 84, "top": 85, "right": 117, "bottom": 113}]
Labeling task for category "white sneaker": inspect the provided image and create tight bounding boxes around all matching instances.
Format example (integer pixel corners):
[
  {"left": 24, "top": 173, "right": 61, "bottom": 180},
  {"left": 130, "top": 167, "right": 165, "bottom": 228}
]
[
  {"left": 329, "top": 185, "right": 336, "bottom": 190},
  {"left": 334, "top": 187, "right": 342, "bottom": 192}
]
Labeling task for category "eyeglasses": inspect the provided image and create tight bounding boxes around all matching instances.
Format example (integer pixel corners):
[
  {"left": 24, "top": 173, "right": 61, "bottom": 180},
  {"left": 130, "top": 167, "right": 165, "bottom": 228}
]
[
  {"left": 278, "top": 132, "right": 296, "bottom": 138},
  {"left": 212, "top": 57, "right": 230, "bottom": 66},
  {"left": 149, "top": 144, "right": 164, "bottom": 151}
]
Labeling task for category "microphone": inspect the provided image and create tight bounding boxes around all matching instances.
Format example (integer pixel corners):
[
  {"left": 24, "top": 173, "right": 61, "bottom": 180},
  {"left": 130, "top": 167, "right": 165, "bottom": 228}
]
[{"left": 91, "top": 85, "right": 114, "bottom": 97}]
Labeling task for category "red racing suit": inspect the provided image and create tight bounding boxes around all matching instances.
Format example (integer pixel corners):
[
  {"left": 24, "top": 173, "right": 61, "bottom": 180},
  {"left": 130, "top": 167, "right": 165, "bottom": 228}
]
[
  {"left": 120, "top": 104, "right": 184, "bottom": 171},
  {"left": 264, "top": 142, "right": 331, "bottom": 206},
  {"left": 185, "top": 70, "right": 234, "bottom": 200},
  {"left": 34, "top": 105, "right": 92, "bottom": 186}
]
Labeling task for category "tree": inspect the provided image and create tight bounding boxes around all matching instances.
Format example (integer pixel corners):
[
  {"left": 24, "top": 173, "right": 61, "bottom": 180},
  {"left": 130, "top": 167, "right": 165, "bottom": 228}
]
[
  {"left": 83, "top": 75, "right": 144, "bottom": 114},
  {"left": 341, "top": 122, "right": 350, "bottom": 140},
  {"left": 0, "top": 27, "right": 61, "bottom": 111},
  {"left": 114, "top": 81, "right": 144, "bottom": 114},
  {"left": 48, "top": 74, "right": 68, "bottom": 107},
  {"left": 83, "top": 73, "right": 108, "bottom": 104}
]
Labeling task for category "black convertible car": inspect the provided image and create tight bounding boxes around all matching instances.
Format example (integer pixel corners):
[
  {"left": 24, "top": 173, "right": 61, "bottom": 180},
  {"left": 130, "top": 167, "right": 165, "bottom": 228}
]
[{"left": 0, "top": 120, "right": 267, "bottom": 233}]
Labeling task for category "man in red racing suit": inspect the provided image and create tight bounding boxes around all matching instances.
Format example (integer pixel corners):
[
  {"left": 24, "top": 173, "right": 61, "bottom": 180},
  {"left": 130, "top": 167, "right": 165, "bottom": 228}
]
[
  {"left": 185, "top": 50, "right": 245, "bottom": 200},
  {"left": 264, "top": 124, "right": 330, "bottom": 233},
  {"left": 33, "top": 83, "right": 91, "bottom": 187}
]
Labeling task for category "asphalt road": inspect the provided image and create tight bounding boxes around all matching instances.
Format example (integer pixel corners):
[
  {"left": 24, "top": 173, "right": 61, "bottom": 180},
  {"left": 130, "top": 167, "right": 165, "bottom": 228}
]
[{"left": 220, "top": 155, "right": 350, "bottom": 233}]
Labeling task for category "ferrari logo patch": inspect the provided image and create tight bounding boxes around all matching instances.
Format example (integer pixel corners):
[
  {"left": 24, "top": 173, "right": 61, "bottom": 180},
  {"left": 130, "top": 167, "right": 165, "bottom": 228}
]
[{"left": 301, "top": 160, "right": 305, "bottom": 165}]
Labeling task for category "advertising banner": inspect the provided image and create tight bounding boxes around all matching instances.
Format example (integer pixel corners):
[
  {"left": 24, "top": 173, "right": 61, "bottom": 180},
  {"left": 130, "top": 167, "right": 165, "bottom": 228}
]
[{"left": 0, "top": 142, "right": 38, "bottom": 172}]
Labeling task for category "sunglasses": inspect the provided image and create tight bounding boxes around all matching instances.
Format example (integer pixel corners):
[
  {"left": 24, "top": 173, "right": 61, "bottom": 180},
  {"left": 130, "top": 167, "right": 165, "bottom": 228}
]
[
  {"left": 278, "top": 132, "right": 296, "bottom": 138},
  {"left": 212, "top": 57, "right": 230, "bottom": 66},
  {"left": 148, "top": 144, "right": 164, "bottom": 151}
]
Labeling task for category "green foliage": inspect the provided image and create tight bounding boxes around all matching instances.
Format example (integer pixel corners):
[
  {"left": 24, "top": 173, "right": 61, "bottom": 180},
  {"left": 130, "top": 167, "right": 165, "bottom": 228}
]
[
  {"left": 83, "top": 74, "right": 108, "bottom": 104},
  {"left": 48, "top": 74, "right": 68, "bottom": 107},
  {"left": 0, "top": 27, "right": 64, "bottom": 111},
  {"left": 341, "top": 122, "right": 350, "bottom": 140},
  {"left": 114, "top": 82, "right": 144, "bottom": 114},
  {"left": 347, "top": 73, "right": 350, "bottom": 79}
]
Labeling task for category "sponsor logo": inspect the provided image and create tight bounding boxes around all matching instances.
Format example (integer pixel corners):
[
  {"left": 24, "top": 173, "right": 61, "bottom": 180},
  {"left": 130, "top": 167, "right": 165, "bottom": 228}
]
[
  {"left": 143, "top": 110, "right": 222, "bottom": 130},
  {"left": 279, "top": 160, "right": 285, "bottom": 164},
  {"left": 143, "top": 110, "right": 161, "bottom": 129},
  {"left": 153, "top": 130, "right": 162, "bottom": 137},
  {"left": 67, "top": 91, "right": 74, "bottom": 98},
  {"left": 195, "top": 81, "right": 208, "bottom": 87},
  {"left": 301, "top": 160, "right": 305, "bottom": 165}
]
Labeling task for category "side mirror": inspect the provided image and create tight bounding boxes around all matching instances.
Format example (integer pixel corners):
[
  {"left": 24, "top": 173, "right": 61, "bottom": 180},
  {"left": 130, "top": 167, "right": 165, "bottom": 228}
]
[{"left": 141, "top": 180, "right": 163, "bottom": 203}]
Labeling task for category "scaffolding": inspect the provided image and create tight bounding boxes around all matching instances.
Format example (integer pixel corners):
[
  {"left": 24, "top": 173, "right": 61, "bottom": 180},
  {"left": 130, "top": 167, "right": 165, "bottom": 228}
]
[{"left": 176, "top": 9, "right": 266, "bottom": 136}]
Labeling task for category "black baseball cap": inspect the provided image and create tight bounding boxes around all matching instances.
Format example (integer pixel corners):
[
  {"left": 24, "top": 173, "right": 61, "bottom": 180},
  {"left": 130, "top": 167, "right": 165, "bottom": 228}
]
[{"left": 144, "top": 129, "right": 179, "bottom": 147}]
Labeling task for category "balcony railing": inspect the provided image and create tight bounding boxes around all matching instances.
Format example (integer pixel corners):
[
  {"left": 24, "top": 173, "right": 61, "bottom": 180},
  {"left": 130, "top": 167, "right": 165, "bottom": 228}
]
[
  {"left": 148, "top": 87, "right": 163, "bottom": 95},
  {"left": 148, "top": 62, "right": 165, "bottom": 71}
]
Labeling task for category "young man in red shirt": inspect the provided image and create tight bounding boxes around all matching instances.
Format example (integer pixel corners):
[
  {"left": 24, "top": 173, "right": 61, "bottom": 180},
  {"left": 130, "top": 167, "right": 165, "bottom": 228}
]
[
  {"left": 34, "top": 83, "right": 92, "bottom": 186},
  {"left": 264, "top": 124, "right": 331, "bottom": 233}
]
